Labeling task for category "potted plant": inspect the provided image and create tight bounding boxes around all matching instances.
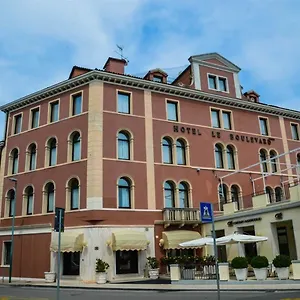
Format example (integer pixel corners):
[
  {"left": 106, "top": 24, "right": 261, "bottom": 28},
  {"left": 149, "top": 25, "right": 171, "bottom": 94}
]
[
  {"left": 231, "top": 257, "right": 248, "bottom": 281},
  {"left": 95, "top": 258, "right": 109, "bottom": 284},
  {"left": 44, "top": 271, "right": 56, "bottom": 283},
  {"left": 147, "top": 257, "right": 159, "bottom": 279},
  {"left": 251, "top": 256, "right": 269, "bottom": 280},
  {"left": 273, "top": 255, "right": 291, "bottom": 280}
]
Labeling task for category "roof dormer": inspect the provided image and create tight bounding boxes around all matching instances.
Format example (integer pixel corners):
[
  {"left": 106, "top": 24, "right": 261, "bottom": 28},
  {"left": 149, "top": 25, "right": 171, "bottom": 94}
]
[
  {"left": 144, "top": 68, "right": 168, "bottom": 83},
  {"left": 243, "top": 90, "right": 260, "bottom": 103}
]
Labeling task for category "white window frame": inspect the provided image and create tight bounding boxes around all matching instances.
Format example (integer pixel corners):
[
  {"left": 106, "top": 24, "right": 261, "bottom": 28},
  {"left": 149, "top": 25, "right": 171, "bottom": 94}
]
[
  {"left": 291, "top": 123, "right": 300, "bottom": 140},
  {"left": 207, "top": 73, "right": 229, "bottom": 93}
]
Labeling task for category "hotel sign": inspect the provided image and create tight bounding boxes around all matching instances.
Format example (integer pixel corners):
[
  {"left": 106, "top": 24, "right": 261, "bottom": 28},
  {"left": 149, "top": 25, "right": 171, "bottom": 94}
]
[{"left": 173, "top": 125, "right": 201, "bottom": 135}]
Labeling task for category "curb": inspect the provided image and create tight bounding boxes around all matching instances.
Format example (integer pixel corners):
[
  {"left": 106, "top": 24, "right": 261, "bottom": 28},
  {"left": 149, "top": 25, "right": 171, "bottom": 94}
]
[{"left": 2, "top": 283, "right": 300, "bottom": 292}]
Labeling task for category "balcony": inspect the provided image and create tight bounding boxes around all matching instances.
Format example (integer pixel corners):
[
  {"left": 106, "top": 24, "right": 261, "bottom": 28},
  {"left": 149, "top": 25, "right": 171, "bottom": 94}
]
[{"left": 163, "top": 208, "right": 200, "bottom": 228}]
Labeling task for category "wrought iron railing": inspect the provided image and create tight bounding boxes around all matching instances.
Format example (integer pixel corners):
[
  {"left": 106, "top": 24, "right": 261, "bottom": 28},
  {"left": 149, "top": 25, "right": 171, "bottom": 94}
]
[{"left": 180, "top": 263, "right": 216, "bottom": 280}]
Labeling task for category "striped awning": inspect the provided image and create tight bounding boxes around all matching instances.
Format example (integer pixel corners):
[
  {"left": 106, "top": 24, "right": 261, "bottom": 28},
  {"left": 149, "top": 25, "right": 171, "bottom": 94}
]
[
  {"left": 50, "top": 232, "right": 86, "bottom": 252},
  {"left": 160, "top": 230, "right": 201, "bottom": 249},
  {"left": 107, "top": 230, "right": 150, "bottom": 251}
]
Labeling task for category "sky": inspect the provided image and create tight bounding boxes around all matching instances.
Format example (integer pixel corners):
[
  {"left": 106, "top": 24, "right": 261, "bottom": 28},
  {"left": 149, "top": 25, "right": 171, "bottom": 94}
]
[{"left": 0, "top": 0, "right": 300, "bottom": 138}]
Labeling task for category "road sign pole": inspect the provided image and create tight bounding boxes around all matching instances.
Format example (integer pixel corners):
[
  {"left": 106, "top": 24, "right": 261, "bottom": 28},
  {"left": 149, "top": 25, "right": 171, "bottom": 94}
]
[
  {"left": 56, "top": 209, "right": 62, "bottom": 300},
  {"left": 211, "top": 208, "right": 220, "bottom": 300}
]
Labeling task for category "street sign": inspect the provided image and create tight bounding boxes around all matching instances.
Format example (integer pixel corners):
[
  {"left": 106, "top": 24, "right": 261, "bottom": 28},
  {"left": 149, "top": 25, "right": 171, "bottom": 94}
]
[
  {"left": 200, "top": 202, "right": 213, "bottom": 223},
  {"left": 54, "top": 207, "right": 65, "bottom": 232}
]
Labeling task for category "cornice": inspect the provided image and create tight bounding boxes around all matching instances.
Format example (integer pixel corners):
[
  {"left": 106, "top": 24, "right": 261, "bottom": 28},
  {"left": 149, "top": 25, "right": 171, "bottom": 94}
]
[{"left": 0, "top": 70, "right": 299, "bottom": 121}]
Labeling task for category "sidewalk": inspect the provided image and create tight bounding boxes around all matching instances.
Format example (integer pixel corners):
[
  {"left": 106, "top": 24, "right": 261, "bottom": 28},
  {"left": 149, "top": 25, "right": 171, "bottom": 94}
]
[{"left": 1, "top": 278, "right": 300, "bottom": 292}]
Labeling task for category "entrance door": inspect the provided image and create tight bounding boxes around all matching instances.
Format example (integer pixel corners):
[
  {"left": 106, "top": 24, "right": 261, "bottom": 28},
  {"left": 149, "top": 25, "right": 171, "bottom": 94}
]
[
  {"left": 277, "top": 227, "right": 290, "bottom": 256},
  {"left": 63, "top": 252, "right": 80, "bottom": 276},
  {"left": 243, "top": 226, "right": 257, "bottom": 262},
  {"left": 116, "top": 250, "right": 138, "bottom": 274}
]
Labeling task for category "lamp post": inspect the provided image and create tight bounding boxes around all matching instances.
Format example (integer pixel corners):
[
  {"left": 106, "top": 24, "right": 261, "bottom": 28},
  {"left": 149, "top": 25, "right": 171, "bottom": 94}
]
[{"left": 8, "top": 177, "right": 17, "bottom": 283}]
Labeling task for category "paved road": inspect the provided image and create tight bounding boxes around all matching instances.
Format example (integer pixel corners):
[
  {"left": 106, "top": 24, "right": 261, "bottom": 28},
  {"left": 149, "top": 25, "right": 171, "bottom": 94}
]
[{"left": 0, "top": 286, "right": 299, "bottom": 300}]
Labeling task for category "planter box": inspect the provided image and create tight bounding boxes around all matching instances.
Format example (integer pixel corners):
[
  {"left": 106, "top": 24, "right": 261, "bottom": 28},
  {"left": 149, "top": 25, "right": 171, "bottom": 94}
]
[
  {"left": 219, "top": 263, "right": 229, "bottom": 281},
  {"left": 276, "top": 267, "right": 289, "bottom": 280},
  {"left": 44, "top": 272, "right": 56, "bottom": 283},
  {"left": 96, "top": 272, "right": 107, "bottom": 284},
  {"left": 253, "top": 268, "right": 268, "bottom": 280},
  {"left": 234, "top": 268, "right": 247, "bottom": 281},
  {"left": 149, "top": 268, "right": 159, "bottom": 280}
]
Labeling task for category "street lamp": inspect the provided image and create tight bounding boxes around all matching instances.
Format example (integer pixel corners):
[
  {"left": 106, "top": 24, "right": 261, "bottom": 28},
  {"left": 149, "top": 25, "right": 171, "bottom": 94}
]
[{"left": 8, "top": 177, "right": 17, "bottom": 283}]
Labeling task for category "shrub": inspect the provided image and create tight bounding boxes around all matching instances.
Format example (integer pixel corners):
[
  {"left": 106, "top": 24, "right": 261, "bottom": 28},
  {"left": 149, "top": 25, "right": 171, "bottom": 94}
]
[
  {"left": 250, "top": 256, "right": 269, "bottom": 269},
  {"left": 95, "top": 258, "right": 109, "bottom": 273},
  {"left": 147, "top": 257, "right": 159, "bottom": 269},
  {"left": 231, "top": 257, "right": 249, "bottom": 269},
  {"left": 273, "top": 255, "right": 291, "bottom": 268}
]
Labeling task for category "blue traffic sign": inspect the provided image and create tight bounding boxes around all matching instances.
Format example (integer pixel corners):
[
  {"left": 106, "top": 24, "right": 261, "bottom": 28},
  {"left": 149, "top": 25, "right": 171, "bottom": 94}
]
[{"left": 200, "top": 202, "right": 213, "bottom": 223}]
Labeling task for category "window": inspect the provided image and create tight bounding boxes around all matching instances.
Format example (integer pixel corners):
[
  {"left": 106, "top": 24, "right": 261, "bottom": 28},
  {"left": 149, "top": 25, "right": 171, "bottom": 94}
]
[
  {"left": 291, "top": 124, "right": 299, "bottom": 140},
  {"left": 47, "top": 138, "right": 57, "bottom": 166},
  {"left": 28, "top": 144, "right": 37, "bottom": 171},
  {"left": 275, "top": 187, "right": 283, "bottom": 202},
  {"left": 69, "top": 178, "right": 79, "bottom": 210},
  {"left": 72, "top": 94, "right": 82, "bottom": 116},
  {"left": 176, "top": 139, "right": 186, "bottom": 165},
  {"left": 117, "top": 92, "right": 130, "bottom": 114},
  {"left": 298, "top": 153, "right": 300, "bottom": 165},
  {"left": 270, "top": 150, "right": 278, "bottom": 173},
  {"left": 31, "top": 108, "right": 39, "bottom": 129},
  {"left": 3, "top": 241, "right": 11, "bottom": 265},
  {"left": 167, "top": 101, "right": 178, "bottom": 121},
  {"left": 45, "top": 182, "right": 55, "bottom": 213},
  {"left": 259, "top": 118, "right": 269, "bottom": 136},
  {"left": 179, "top": 182, "right": 189, "bottom": 208},
  {"left": 218, "top": 77, "right": 227, "bottom": 92},
  {"left": 211, "top": 110, "right": 220, "bottom": 128},
  {"left": 24, "top": 186, "right": 33, "bottom": 215},
  {"left": 10, "top": 148, "right": 19, "bottom": 174},
  {"left": 215, "top": 144, "right": 224, "bottom": 168},
  {"left": 218, "top": 184, "right": 228, "bottom": 211},
  {"left": 222, "top": 111, "right": 232, "bottom": 130},
  {"left": 231, "top": 185, "right": 240, "bottom": 210},
  {"left": 50, "top": 101, "right": 59, "bottom": 122},
  {"left": 71, "top": 132, "right": 81, "bottom": 161},
  {"left": 266, "top": 186, "right": 273, "bottom": 203},
  {"left": 208, "top": 75, "right": 217, "bottom": 90},
  {"left": 153, "top": 75, "right": 163, "bottom": 82},
  {"left": 118, "top": 177, "right": 131, "bottom": 208},
  {"left": 14, "top": 114, "right": 22, "bottom": 134},
  {"left": 226, "top": 145, "right": 235, "bottom": 170},
  {"left": 164, "top": 181, "right": 175, "bottom": 208},
  {"left": 162, "top": 137, "right": 173, "bottom": 164},
  {"left": 7, "top": 189, "right": 15, "bottom": 217},
  {"left": 260, "top": 149, "right": 268, "bottom": 173},
  {"left": 118, "top": 131, "right": 130, "bottom": 160}
]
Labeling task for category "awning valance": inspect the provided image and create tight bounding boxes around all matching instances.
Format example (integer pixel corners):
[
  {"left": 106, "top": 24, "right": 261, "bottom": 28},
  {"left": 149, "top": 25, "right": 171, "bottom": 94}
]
[
  {"left": 50, "top": 232, "right": 86, "bottom": 252},
  {"left": 160, "top": 230, "right": 201, "bottom": 249},
  {"left": 107, "top": 230, "right": 150, "bottom": 251}
]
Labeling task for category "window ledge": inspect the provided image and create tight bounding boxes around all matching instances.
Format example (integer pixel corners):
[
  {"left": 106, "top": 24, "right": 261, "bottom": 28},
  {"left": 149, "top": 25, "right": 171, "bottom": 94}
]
[
  {"left": 267, "top": 199, "right": 290, "bottom": 207},
  {"left": 0, "top": 265, "right": 10, "bottom": 268}
]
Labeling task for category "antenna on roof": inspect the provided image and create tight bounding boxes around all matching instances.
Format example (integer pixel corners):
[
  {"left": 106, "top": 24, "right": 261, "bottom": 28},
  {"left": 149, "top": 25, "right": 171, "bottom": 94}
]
[{"left": 115, "top": 44, "right": 129, "bottom": 64}]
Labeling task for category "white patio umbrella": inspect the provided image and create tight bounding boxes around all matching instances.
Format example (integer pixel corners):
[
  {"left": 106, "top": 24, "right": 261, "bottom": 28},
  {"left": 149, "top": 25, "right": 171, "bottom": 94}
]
[{"left": 179, "top": 237, "right": 214, "bottom": 248}]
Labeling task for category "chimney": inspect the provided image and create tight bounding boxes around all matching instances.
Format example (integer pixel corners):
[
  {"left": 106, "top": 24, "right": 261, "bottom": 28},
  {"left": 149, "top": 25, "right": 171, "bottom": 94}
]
[{"left": 103, "top": 57, "right": 127, "bottom": 74}]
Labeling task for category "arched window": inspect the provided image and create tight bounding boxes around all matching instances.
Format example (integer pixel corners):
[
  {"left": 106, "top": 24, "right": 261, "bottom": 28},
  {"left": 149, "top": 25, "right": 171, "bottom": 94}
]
[
  {"left": 47, "top": 138, "right": 57, "bottom": 166},
  {"left": 28, "top": 144, "right": 37, "bottom": 171},
  {"left": 215, "top": 144, "right": 224, "bottom": 168},
  {"left": 71, "top": 132, "right": 81, "bottom": 161},
  {"left": 45, "top": 182, "right": 55, "bottom": 213},
  {"left": 179, "top": 182, "right": 189, "bottom": 208},
  {"left": 259, "top": 149, "right": 268, "bottom": 173},
  {"left": 218, "top": 184, "right": 228, "bottom": 211},
  {"left": 118, "top": 177, "right": 131, "bottom": 208},
  {"left": 275, "top": 187, "right": 283, "bottom": 202},
  {"left": 226, "top": 145, "right": 235, "bottom": 170},
  {"left": 266, "top": 186, "right": 273, "bottom": 203},
  {"left": 118, "top": 131, "right": 130, "bottom": 160},
  {"left": 7, "top": 189, "right": 15, "bottom": 217},
  {"left": 68, "top": 178, "right": 79, "bottom": 210},
  {"left": 24, "top": 186, "right": 34, "bottom": 215},
  {"left": 10, "top": 148, "right": 19, "bottom": 174},
  {"left": 270, "top": 150, "right": 278, "bottom": 173},
  {"left": 176, "top": 139, "right": 186, "bottom": 165},
  {"left": 297, "top": 153, "right": 300, "bottom": 166},
  {"left": 162, "top": 138, "right": 173, "bottom": 164},
  {"left": 164, "top": 181, "right": 175, "bottom": 208},
  {"left": 231, "top": 185, "right": 240, "bottom": 210}
]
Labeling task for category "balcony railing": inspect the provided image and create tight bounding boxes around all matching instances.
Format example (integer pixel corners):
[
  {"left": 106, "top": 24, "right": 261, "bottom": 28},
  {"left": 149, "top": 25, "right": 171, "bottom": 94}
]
[{"left": 163, "top": 208, "right": 200, "bottom": 228}]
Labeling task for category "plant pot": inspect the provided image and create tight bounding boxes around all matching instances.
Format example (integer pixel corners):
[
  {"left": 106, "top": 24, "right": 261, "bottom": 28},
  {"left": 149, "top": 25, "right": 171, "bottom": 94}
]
[
  {"left": 96, "top": 272, "right": 107, "bottom": 284},
  {"left": 44, "top": 272, "right": 56, "bottom": 283},
  {"left": 149, "top": 268, "right": 159, "bottom": 279},
  {"left": 234, "top": 268, "right": 248, "bottom": 281},
  {"left": 253, "top": 268, "right": 268, "bottom": 280},
  {"left": 276, "top": 267, "right": 289, "bottom": 280}
]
